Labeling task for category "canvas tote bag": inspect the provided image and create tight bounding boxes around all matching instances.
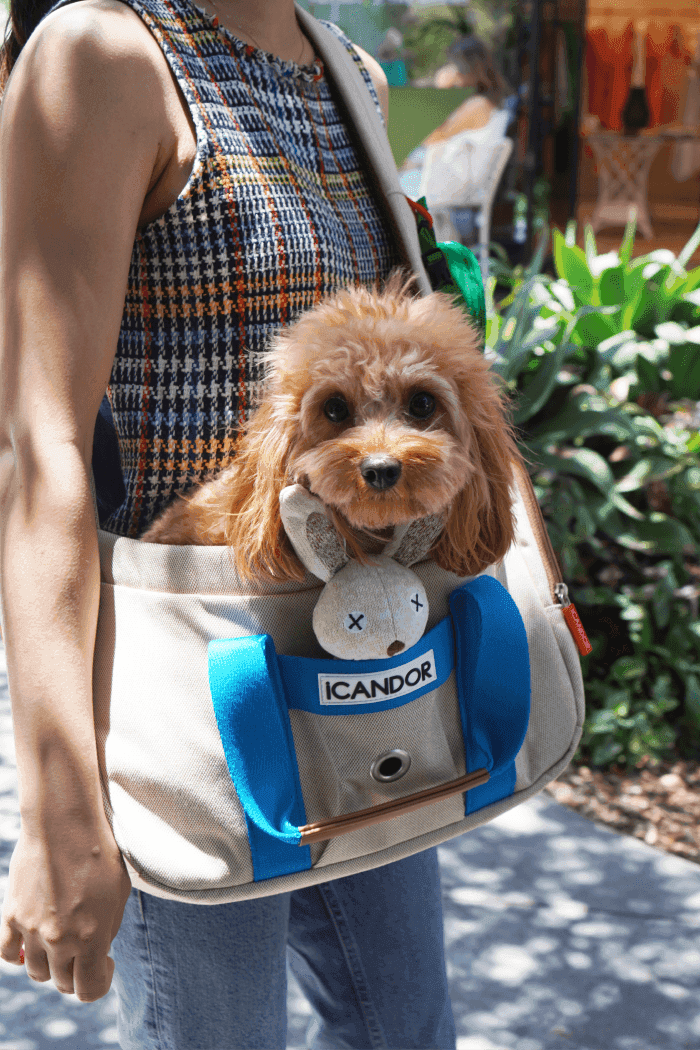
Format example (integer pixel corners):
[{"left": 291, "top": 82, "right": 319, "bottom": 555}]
[{"left": 92, "top": 10, "right": 586, "bottom": 904}]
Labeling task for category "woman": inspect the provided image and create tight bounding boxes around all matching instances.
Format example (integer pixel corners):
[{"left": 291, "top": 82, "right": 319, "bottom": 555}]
[
  {"left": 430, "top": 38, "right": 512, "bottom": 142},
  {"left": 0, "top": 0, "right": 456, "bottom": 1046},
  {"left": 400, "top": 38, "right": 512, "bottom": 178},
  {"left": 399, "top": 39, "right": 513, "bottom": 246}
]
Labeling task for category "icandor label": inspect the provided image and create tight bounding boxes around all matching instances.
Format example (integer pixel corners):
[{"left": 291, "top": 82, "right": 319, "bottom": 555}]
[{"left": 318, "top": 649, "right": 436, "bottom": 706}]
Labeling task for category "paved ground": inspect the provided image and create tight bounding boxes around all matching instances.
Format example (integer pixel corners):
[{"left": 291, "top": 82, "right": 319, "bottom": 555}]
[{"left": 0, "top": 644, "right": 698, "bottom": 1050}]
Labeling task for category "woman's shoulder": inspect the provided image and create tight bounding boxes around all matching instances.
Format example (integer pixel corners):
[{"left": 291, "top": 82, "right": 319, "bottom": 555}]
[
  {"left": 7, "top": 0, "right": 166, "bottom": 95},
  {"left": 2, "top": 0, "right": 174, "bottom": 150},
  {"left": 450, "top": 94, "right": 496, "bottom": 131}
]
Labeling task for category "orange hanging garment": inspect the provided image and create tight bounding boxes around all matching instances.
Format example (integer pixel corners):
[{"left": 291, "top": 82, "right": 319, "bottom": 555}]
[{"left": 586, "top": 22, "right": 634, "bottom": 131}]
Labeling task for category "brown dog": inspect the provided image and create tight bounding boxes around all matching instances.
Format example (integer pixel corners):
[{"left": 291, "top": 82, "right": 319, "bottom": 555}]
[{"left": 142, "top": 274, "right": 520, "bottom": 582}]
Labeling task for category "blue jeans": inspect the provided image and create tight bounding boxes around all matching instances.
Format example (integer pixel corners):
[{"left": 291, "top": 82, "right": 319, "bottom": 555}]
[{"left": 113, "top": 848, "right": 456, "bottom": 1050}]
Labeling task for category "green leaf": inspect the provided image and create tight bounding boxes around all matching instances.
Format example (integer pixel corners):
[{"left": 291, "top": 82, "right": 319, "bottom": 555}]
[
  {"left": 683, "top": 673, "right": 700, "bottom": 729},
  {"left": 635, "top": 353, "right": 661, "bottom": 393},
  {"left": 485, "top": 313, "right": 501, "bottom": 345},
  {"left": 617, "top": 516, "right": 696, "bottom": 553},
  {"left": 677, "top": 219, "right": 700, "bottom": 269},
  {"left": 531, "top": 405, "right": 636, "bottom": 444},
  {"left": 574, "top": 503, "right": 597, "bottom": 538},
  {"left": 612, "top": 654, "right": 647, "bottom": 680},
  {"left": 623, "top": 266, "right": 646, "bottom": 302},
  {"left": 630, "top": 413, "right": 667, "bottom": 441},
  {"left": 650, "top": 282, "right": 681, "bottom": 325},
  {"left": 668, "top": 345, "right": 700, "bottom": 399},
  {"left": 615, "top": 457, "right": 673, "bottom": 493},
  {"left": 544, "top": 448, "right": 616, "bottom": 495},
  {"left": 652, "top": 588, "right": 670, "bottom": 628},
  {"left": 525, "top": 227, "right": 550, "bottom": 280},
  {"left": 598, "top": 266, "right": 627, "bottom": 306},
  {"left": 620, "top": 288, "right": 643, "bottom": 331},
  {"left": 636, "top": 611, "right": 654, "bottom": 649},
  {"left": 601, "top": 687, "right": 632, "bottom": 710},
  {"left": 541, "top": 451, "right": 644, "bottom": 521},
  {"left": 495, "top": 326, "right": 561, "bottom": 384},
  {"left": 680, "top": 267, "right": 700, "bottom": 295},
  {"left": 552, "top": 228, "right": 594, "bottom": 296},
  {"left": 590, "top": 738, "right": 623, "bottom": 766},
  {"left": 588, "top": 709, "right": 621, "bottom": 733},
  {"left": 618, "top": 209, "right": 637, "bottom": 265},
  {"left": 574, "top": 309, "right": 619, "bottom": 345},
  {"left": 512, "top": 341, "right": 571, "bottom": 424},
  {"left": 651, "top": 672, "right": 673, "bottom": 699},
  {"left": 622, "top": 287, "right": 658, "bottom": 334}
]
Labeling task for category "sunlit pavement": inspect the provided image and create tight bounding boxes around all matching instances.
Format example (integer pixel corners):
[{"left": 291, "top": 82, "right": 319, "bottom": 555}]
[{"left": 1, "top": 644, "right": 699, "bottom": 1050}]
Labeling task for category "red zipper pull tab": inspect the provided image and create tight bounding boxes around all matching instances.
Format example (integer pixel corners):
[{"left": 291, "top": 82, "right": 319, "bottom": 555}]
[{"left": 555, "top": 583, "right": 593, "bottom": 657}]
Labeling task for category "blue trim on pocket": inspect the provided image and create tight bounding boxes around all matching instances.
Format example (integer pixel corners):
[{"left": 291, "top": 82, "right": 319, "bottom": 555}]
[
  {"left": 208, "top": 635, "right": 312, "bottom": 881},
  {"left": 449, "top": 576, "right": 530, "bottom": 814},
  {"left": 277, "top": 615, "right": 454, "bottom": 715}
]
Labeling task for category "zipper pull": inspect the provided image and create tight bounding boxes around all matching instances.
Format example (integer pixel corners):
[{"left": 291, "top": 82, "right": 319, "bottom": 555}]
[{"left": 555, "top": 583, "right": 593, "bottom": 657}]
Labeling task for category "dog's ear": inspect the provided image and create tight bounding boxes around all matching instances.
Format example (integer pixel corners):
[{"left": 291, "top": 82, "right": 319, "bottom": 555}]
[
  {"left": 279, "top": 484, "right": 349, "bottom": 582},
  {"left": 221, "top": 400, "right": 307, "bottom": 582},
  {"left": 433, "top": 406, "right": 520, "bottom": 579}
]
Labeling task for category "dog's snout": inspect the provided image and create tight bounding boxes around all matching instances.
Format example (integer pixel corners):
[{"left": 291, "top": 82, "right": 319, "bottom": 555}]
[{"left": 360, "top": 456, "right": 402, "bottom": 491}]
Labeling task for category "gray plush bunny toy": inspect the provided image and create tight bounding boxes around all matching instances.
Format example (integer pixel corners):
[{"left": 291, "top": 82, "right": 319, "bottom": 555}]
[{"left": 279, "top": 484, "right": 444, "bottom": 661}]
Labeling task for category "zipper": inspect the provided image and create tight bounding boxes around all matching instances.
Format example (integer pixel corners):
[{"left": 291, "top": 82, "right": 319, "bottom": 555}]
[{"left": 512, "top": 459, "right": 592, "bottom": 657}]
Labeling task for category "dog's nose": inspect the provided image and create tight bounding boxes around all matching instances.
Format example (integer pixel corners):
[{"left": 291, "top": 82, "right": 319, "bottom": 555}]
[{"left": 360, "top": 456, "right": 402, "bottom": 491}]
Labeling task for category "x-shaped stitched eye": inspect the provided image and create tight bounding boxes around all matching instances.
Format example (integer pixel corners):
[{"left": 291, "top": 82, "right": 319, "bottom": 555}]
[{"left": 345, "top": 612, "right": 365, "bottom": 631}]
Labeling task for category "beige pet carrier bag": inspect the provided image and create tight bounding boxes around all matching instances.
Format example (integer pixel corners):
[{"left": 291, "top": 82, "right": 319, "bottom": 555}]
[{"left": 92, "top": 9, "right": 586, "bottom": 904}]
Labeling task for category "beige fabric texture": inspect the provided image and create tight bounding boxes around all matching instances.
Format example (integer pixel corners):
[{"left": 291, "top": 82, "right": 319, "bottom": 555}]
[{"left": 91, "top": 14, "right": 584, "bottom": 902}]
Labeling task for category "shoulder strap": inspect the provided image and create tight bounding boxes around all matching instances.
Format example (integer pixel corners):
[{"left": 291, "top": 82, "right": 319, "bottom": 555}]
[{"left": 295, "top": 7, "right": 432, "bottom": 297}]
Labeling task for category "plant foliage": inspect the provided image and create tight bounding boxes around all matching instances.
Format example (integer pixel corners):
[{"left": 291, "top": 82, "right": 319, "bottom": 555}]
[{"left": 486, "top": 218, "right": 700, "bottom": 767}]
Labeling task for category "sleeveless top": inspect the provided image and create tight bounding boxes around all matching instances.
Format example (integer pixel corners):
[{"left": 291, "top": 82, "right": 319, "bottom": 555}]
[{"left": 90, "top": 0, "right": 400, "bottom": 536}]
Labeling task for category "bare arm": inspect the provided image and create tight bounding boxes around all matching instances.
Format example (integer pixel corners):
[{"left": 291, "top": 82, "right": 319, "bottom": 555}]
[
  {"left": 423, "top": 95, "right": 494, "bottom": 146},
  {"left": 0, "top": 0, "right": 171, "bottom": 1000}
]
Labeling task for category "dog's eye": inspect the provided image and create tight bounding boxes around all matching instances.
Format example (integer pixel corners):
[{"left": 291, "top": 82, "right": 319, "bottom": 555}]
[
  {"left": 324, "top": 396, "right": 350, "bottom": 423},
  {"left": 408, "top": 392, "right": 436, "bottom": 420}
]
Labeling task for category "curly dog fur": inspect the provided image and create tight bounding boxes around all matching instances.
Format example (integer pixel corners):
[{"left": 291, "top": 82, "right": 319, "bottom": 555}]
[{"left": 142, "top": 273, "right": 521, "bottom": 582}]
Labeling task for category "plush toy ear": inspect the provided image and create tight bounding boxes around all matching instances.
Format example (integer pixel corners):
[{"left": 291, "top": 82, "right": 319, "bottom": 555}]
[
  {"left": 279, "top": 484, "right": 349, "bottom": 583},
  {"left": 383, "top": 514, "right": 445, "bottom": 567}
]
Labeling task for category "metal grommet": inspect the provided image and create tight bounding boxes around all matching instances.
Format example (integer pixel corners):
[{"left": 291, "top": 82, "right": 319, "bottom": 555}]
[{"left": 370, "top": 749, "right": 412, "bottom": 783}]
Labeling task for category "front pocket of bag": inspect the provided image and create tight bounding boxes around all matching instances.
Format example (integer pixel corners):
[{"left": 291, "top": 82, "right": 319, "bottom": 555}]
[
  {"left": 208, "top": 575, "right": 531, "bottom": 881},
  {"left": 289, "top": 678, "right": 467, "bottom": 866}
]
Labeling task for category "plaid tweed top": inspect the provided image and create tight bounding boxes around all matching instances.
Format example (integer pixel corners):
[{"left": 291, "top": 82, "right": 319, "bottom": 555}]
[{"left": 101, "top": 0, "right": 400, "bottom": 536}]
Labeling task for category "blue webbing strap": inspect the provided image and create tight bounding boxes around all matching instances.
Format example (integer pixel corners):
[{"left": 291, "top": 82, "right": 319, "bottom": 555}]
[
  {"left": 449, "top": 576, "right": 531, "bottom": 813},
  {"left": 208, "top": 634, "right": 312, "bottom": 881}
]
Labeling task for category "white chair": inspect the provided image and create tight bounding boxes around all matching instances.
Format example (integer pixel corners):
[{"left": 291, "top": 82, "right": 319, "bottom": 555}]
[{"left": 418, "top": 133, "right": 514, "bottom": 283}]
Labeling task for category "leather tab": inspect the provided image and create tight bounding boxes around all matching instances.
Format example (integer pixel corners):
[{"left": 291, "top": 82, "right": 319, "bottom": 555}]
[{"left": 298, "top": 769, "right": 489, "bottom": 844}]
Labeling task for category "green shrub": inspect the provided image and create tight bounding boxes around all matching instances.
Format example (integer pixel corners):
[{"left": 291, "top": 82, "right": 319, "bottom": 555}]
[{"left": 486, "top": 219, "right": 700, "bottom": 767}]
